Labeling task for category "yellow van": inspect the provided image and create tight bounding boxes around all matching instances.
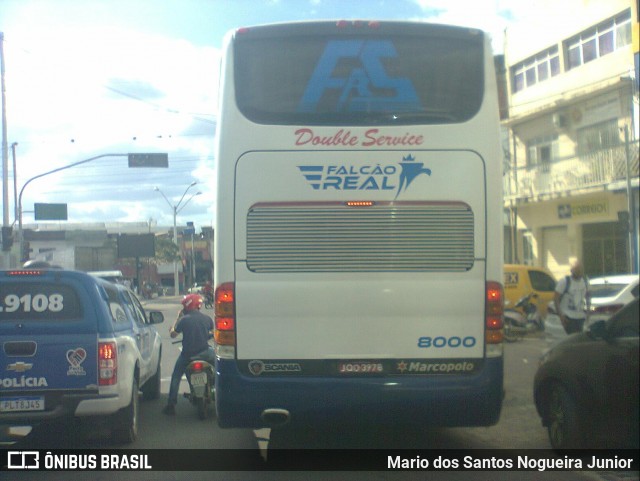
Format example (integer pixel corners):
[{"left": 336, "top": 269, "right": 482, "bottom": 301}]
[{"left": 503, "top": 264, "right": 557, "bottom": 314}]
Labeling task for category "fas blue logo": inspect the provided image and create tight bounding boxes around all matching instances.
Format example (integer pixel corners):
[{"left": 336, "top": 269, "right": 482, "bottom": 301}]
[
  {"left": 298, "top": 40, "right": 422, "bottom": 113},
  {"left": 298, "top": 154, "right": 431, "bottom": 199}
]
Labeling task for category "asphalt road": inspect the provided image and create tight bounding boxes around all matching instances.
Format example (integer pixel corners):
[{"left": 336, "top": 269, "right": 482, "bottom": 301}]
[{"left": 2, "top": 296, "right": 637, "bottom": 481}]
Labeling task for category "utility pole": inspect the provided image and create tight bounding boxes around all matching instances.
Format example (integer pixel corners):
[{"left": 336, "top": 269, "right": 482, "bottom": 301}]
[
  {"left": 1, "top": 33, "right": 9, "bottom": 236},
  {"left": 623, "top": 126, "right": 638, "bottom": 273},
  {"left": 11, "top": 142, "right": 17, "bottom": 223}
]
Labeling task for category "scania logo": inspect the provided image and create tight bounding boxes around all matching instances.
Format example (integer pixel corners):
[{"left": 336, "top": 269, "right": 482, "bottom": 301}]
[
  {"left": 248, "top": 361, "right": 302, "bottom": 376},
  {"left": 248, "top": 360, "right": 265, "bottom": 376},
  {"left": 298, "top": 154, "right": 431, "bottom": 199}
]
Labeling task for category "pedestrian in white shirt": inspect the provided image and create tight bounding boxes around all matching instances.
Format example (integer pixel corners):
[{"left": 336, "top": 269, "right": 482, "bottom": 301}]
[{"left": 554, "top": 260, "right": 590, "bottom": 334}]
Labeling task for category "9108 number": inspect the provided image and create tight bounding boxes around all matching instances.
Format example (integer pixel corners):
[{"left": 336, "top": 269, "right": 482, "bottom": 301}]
[
  {"left": 418, "top": 336, "right": 476, "bottom": 348},
  {"left": 0, "top": 294, "right": 64, "bottom": 313}
]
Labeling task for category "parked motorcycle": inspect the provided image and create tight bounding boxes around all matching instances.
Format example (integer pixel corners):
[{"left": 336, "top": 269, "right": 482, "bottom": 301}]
[
  {"left": 203, "top": 291, "right": 214, "bottom": 310},
  {"left": 183, "top": 349, "right": 216, "bottom": 419},
  {"left": 503, "top": 292, "right": 545, "bottom": 342}
]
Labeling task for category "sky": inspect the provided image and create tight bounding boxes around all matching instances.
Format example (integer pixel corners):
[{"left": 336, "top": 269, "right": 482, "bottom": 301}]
[{"left": 0, "top": 0, "right": 544, "bottom": 231}]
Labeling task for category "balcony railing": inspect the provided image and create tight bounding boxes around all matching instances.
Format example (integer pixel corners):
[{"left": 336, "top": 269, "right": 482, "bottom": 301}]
[{"left": 504, "top": 141, "right": 639, "bottom": 202}]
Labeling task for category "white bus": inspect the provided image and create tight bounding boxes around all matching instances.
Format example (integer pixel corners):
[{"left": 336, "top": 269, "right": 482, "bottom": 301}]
[{"left": 213, "top": 20, "right": 504, "bottom": 429}]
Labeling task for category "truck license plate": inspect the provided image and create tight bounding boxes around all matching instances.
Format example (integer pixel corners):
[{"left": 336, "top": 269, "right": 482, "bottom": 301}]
[
  {"left": 190, "top": 372, "right": 207, "bottom": 387},
  {"left": 0, "top": 396, "right": 45, "bottom": 412}
]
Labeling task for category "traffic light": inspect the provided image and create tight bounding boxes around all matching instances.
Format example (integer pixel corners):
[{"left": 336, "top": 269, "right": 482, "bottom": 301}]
[
  {"left": 22, "top": 241, "right": 31, "bottom": 262},
  {"left": 617, "top": 211, "right": 630, "bottom": 234},
  {"left": 2, "top": 226, "right": 13, "bottom": 251}
]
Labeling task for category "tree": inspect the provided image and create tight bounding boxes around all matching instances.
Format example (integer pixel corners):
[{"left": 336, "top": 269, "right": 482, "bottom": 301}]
[{"left": 153, "top": 236, "right": 180, "bottom": 264}]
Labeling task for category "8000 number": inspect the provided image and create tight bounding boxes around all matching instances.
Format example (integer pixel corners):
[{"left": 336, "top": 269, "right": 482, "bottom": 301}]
[{"left": 418, "top": 336, "right": 476, "bottom": 348}]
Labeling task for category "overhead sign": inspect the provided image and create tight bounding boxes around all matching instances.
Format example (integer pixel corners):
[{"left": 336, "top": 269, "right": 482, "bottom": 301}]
[
  {"left": 128, "top": 153, "right": 169, "bottom": 168},
  {"left": 183, "top": 221, "right": 195, "bottom": 236},
  {"left": 117, "top": 234, "right": 156, "bottom": 258},
  {"left": 34, "top": 203, "right": 68, "bottom": 221}
]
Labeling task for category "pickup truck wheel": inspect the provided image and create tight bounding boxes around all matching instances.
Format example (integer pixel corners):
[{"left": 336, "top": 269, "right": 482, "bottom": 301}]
[
  {"left": 142, "top": 356, "right": 161, "bottom": 401},
  {"left": 112, "top": 377, "right": 139, "bottom": 444}
]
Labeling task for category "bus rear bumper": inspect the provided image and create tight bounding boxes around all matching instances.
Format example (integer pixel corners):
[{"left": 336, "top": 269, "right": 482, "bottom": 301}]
[{"left": 215, "top": 357, "right": 503, "bottom": 429}]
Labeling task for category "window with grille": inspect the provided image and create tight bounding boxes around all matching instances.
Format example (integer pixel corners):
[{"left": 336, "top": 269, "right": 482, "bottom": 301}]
[
  {"left": 526, "top": 134, "right": 559, "bottom": 170},
  {"left": 577, "top": 119, "right": 620, "bottom": 155}
]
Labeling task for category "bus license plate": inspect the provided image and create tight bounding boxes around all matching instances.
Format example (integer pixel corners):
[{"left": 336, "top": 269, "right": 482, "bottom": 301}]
[
  {"left": 338, "top": 362, "right": 384, "bottom": 374},
  {"left": 190, "top": 372, "right": 207, "bottom": 387},
  {"left": 0, "top": 396, "right": 45, "bottom": 412}
]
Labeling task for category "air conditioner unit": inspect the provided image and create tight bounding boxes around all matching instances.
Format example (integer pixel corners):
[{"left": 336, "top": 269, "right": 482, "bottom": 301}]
[{"left": 552, "top": 112, "right": 567, "bottom": 128}]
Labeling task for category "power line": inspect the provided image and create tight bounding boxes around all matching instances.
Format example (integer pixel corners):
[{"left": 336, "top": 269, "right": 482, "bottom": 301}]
[{"left": 103, "top": 85, "right": 216, "bottom": 124}]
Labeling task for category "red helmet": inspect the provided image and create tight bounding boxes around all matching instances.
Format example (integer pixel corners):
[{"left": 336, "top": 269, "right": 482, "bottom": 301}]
[{"left": 181, "top": 294, "right": 203, "bottom": 312}]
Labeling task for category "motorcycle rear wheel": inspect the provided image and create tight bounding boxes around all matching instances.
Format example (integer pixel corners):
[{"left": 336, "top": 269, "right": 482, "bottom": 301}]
[
  {"left": 503, "top": 318, "right": 522, "bottom": 342},
  {"left": 196, "top": 397, "right": 208, "bottom": 419}
]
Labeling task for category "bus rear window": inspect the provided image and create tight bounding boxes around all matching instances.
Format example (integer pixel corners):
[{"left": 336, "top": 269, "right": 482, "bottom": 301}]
[
  {"left": 234, "top": 22, "right": 484, "bottom": 125},
  {"left": 0, "top": 283, "right": 82, "bottom": 321}
]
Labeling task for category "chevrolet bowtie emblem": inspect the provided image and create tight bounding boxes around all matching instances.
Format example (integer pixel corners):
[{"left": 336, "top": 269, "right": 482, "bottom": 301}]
[{"left": 8, "top": 362, "right": 34, "bottom": 373}]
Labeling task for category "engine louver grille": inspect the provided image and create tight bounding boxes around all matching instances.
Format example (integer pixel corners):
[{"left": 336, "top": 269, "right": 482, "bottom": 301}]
[{"left": 246, "top": 202, "right": 474, "bottom": 273}]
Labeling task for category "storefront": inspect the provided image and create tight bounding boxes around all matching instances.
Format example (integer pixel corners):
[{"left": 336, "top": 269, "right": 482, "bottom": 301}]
[{"left": 516, "top": 193, "right": 631, "bottom": 279}]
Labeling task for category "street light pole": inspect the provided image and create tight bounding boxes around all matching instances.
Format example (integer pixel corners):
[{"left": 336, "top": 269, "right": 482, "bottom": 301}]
[
  {"left": 18, "top": 153, "right": 130, "bottom": 263},
  {"left": 154, "top": 183, "right": 201, "bottom": 295},
  {"left": 11, "top": 142, "right": 17, "bottom": 225}
]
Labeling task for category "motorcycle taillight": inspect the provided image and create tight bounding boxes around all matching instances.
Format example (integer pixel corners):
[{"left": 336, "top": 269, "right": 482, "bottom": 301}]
[{"left": 192, "top": 361, "right": 204, "bottom": 371}]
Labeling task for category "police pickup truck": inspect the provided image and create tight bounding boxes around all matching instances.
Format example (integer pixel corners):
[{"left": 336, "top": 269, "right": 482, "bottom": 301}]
[{"left": 0, "top": 268, "right": 164, "bottom": 444}]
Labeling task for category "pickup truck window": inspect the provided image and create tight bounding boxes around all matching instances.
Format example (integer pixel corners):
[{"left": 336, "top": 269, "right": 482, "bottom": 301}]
[
  {"left": 122, "top": 290, "right": 147, "bottom": 326},
  {"left": 104, "top": 284, "right": 129, "bottom": 324},
  {"left": 0, "top": 282, "right": 82, "bottom": 321}
]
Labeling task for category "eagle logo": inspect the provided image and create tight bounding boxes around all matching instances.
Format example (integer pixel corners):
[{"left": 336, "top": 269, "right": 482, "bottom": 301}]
[{"left": 395, "top": 154, "right": 431, "bottom": 199}]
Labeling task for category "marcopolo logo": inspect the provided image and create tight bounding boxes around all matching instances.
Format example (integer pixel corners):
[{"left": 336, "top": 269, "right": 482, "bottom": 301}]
[
  {"left": 298, "top": 154, "right": 431, "bottom": 199},
  {"left": 298, "top": 39, "right": 422, "bottom": 113}
]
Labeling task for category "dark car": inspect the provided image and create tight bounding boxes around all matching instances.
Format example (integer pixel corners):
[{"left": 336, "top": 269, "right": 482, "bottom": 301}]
[{"left": 533, "top": 297, "right": 639, "bottom": 449}]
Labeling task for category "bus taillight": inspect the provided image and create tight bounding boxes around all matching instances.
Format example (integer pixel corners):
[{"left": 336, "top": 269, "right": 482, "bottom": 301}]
[
  {"left": 215, "top": 282, "right": 236, "bottom": 351},
  {"left": 485, "top": 281, "right": 504, "bottom": 344}
]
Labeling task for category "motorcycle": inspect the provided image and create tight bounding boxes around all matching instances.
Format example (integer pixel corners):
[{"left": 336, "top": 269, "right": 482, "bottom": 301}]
[
  {"left": 173, "top": 341, "right": 216, "bottom": 419},
  {"left": 184, "top": 347, "right": 216, "bottom": 419},
  {"left": 503, "top": 292, "right": 545, "bottom": 342},
  {"left": 203, "top": 291, "right": 214, "bottom": 309}
]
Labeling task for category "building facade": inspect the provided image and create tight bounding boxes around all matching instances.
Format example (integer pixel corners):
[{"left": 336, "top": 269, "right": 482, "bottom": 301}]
[
  {"left": 20, "top": 221, "right": 214, "bottom": 295},
  {"left": 502, "top": 0, "right": 639, "bottom": 279}
]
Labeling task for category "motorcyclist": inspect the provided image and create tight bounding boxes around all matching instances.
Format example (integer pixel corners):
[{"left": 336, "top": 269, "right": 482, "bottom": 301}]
[
  {"left": 162, "top": 294, "right": 214, "bottom": 415},
  {"left": 202, "top": 280, "right": 214, "bottom": 303}
]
